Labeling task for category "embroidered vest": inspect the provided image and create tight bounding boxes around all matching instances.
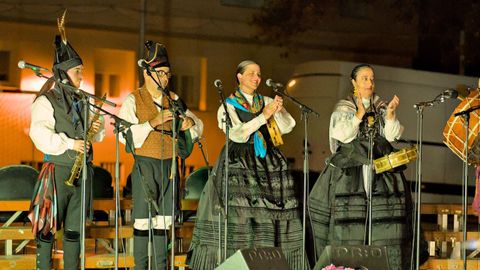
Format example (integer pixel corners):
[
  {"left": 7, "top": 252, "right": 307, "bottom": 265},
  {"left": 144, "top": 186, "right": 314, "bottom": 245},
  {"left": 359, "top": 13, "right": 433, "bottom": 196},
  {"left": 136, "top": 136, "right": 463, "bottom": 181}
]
[{"left": 133, "top": 86, "right": 175, "bottom": 160}]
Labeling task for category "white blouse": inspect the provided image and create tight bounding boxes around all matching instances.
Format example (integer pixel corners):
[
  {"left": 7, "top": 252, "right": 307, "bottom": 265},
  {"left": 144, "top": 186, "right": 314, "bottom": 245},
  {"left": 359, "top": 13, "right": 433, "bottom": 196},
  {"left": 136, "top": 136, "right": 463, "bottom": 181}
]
[
  {"left": 29, "top": 95, "right": 106, "bottom": 155},
  {"left": 217, "top": 91, "right": 296, "bottom": 143},
  {"left": 329, "top": 98, "right": 403, "bottom": 153}
]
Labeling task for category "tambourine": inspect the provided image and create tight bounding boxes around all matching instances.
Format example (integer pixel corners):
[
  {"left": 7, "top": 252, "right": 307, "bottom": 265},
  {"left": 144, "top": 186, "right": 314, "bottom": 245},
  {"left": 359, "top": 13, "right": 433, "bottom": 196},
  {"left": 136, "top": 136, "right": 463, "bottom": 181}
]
[{"left": 373, "top": 146, "right": 417, "bottom": 174}]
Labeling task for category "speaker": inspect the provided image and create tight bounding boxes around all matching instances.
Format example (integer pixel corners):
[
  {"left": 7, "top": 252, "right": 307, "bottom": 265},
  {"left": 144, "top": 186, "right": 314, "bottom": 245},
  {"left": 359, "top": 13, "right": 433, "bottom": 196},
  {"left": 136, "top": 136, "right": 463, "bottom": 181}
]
[
  {"left": 313, "top": 245, "right": 390, "bottom": 270},
  {"left": 216, "top": 247, "right": 290, "bottom": 270}
]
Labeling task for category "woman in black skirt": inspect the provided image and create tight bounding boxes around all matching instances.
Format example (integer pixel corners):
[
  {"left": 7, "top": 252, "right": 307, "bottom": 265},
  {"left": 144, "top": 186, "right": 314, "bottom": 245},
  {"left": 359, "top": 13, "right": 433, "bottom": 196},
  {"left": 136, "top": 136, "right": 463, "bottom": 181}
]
[
  {"left": 308, "top": 64, "right": 421, "bottom": 269},
  {"left": 189, "top": 60, "right": 307, "bottom": 270}
]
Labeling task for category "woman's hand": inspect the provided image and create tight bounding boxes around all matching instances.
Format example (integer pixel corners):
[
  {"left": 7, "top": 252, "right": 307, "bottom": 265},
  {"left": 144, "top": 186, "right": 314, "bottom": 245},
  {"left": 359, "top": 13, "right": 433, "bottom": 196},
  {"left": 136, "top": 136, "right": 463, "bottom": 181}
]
[
  {"left": 386, "top": 95, "right": 400, "bottom": 120},
  {"left": 355, "top": 92, "right": 366, "bottom": 120},
  {"left": 262, "top": 101, "right": 278, "bottom": 120},
  {"left": 274, "top": 95, "right": 283, "bottom": 113}
]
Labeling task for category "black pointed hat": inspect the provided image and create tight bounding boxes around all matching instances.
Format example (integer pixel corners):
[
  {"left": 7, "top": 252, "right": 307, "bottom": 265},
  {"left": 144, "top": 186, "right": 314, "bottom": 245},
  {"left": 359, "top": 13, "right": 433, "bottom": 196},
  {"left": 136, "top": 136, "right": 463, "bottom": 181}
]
[
  {"left": 53, "top": 35, "right": 82, "bottom": 73},
  {"left": 52, "top": 10, "right": 82, "bottom": 81},
  {"left": 144, "top": 41, "right": 170, "bottom": 69}
]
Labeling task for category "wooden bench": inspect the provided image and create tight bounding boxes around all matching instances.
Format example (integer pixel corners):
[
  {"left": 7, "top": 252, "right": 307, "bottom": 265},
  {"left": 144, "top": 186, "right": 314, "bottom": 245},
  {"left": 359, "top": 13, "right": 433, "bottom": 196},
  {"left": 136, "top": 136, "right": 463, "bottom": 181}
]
[
  {"left": 0, "top": 226, "right": 133, "bottom": 241},
  {"left": 0, "top": 199, "right": 133, "bottom": 212},
  {"left": 0, "top": 253, "right": 134, "bottom": 269},
  {"left": 0, "top": 199, "right": 136, "bottom": 268},
  {"left": 421, "top": 203, "right": 475, "bottom": 215},
  {"left": 0, "top": 198, "right": 199, "bottom": 269},
  {"left": 422, "top": 259, "right": 480, "bottom": 269}
]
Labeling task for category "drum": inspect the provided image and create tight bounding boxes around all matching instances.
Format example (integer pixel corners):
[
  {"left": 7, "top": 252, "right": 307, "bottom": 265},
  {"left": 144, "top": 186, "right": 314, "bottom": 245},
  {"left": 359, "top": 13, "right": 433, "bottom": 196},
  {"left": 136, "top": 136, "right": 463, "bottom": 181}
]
[
  {"left": 184, "top": 166, "right": 211, "bottom": 200},
  {"left": 443, "top": 89, "right": 480, "bottom": 164}
]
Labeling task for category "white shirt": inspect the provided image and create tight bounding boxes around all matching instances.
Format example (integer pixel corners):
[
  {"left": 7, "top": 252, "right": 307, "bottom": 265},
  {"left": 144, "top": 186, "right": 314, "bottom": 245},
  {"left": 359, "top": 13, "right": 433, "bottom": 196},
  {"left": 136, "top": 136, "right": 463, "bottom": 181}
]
[
  {"left": 329, "top": 97, "right": 404, "bottom": 194},
  {"left": 217, "top": 91, "right": 296, "bottom": 143},
  {"left": 118, "top": 92, "right": 204, "bottom": 148},
  {"left": 29, "top": 95, "right": 106, "bottom": 155},
  {"left": 329, "top": 100, "right": 404, "bottom": 153}
]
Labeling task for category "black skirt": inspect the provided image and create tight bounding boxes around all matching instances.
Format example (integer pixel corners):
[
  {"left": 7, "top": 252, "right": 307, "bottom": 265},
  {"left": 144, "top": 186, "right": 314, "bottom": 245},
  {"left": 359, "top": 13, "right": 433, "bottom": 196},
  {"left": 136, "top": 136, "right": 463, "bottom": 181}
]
[
  {"left": 188, "top": 142, "right": 308, "bottom": 270},
  {"left": 308, "top": 138, "right": 414, "bottom": 270}
]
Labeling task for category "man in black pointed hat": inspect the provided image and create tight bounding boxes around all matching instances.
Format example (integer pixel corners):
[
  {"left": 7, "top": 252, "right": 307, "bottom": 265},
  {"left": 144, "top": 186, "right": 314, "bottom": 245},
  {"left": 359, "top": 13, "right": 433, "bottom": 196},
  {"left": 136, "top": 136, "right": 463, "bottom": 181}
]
[
  {"left": 28, "top": 12, "right": 105, "bottom": 269},
  {"left": 118, "top": 41, "right": 204, "bottom": 269}
]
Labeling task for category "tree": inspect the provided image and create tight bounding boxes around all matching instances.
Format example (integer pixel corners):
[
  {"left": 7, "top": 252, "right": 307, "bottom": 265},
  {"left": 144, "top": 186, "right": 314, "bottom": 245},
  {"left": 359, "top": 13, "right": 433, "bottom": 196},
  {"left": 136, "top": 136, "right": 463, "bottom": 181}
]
[{"left": 252, "top": 0, "right": 480, "bottom": 76}]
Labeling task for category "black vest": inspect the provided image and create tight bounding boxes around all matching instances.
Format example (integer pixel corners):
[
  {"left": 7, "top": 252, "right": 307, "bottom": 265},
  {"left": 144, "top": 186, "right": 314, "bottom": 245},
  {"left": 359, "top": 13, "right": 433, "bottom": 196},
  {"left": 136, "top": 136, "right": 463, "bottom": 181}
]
[{"left": 42, "top": 86, "right": 92, "bottom": 166}]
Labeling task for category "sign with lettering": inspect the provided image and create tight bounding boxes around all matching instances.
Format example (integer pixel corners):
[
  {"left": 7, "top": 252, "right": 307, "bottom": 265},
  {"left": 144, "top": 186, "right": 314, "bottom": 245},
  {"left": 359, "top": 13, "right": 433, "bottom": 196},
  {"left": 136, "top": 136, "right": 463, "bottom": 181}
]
[
  {"left": 316, "top": 245, "right": 390, "bottom": 270},
  {"left": 216, "top": 247, "right": 289, "bottom": 270}
]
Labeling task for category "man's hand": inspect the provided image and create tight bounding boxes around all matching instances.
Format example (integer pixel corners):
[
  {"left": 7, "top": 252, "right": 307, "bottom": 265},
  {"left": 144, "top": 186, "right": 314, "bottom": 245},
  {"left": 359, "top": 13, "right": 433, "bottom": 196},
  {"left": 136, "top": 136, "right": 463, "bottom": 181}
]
[
  {"left": 180, "top": 116, "right": 195, "bottom": 131},
  {"left": 89, "top": 118, "right": 102, "bottom": 134},
  {"left": 149, "top": 110, "right": 174, "bottom": 127},
  {"left": 73, "top": 140, "right": 90, "bottom": 153}
]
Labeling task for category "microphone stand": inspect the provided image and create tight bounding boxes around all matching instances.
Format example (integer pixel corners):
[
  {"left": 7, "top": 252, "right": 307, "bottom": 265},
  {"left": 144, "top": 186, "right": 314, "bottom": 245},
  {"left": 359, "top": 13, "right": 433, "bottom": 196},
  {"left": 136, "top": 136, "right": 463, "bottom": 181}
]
[
  {"left": 93, "top": 102, "right": 162, "bottom": 270},
  {"left": 271, "top": 85, "right": 319, "bottom": 270},
  {"left": 214, "top": 82, "right": 232, "bottom": 264},
  {"left": 80, "top": 90, "right": 89, "bottom": 270},
  {"left": 363, "top": 97, "right": 384, "bottom": 247},
  {"left": 62, "top": 81, "right": 115, "bottom": 270},
  {"left": 90, "top": 103, "right": 133, "bottom": 270},
  {"left": 412, "top": 103, "right": 424, "bottom": 270},
  {"left": 33, "top": 71, "right": 116, "bottom": 270},
  {"left": 144, "top": 68, "right": 185, "bottom": 270},
  {"left": 34, "top": 72, "right": 116, "bottom": 107},
  {"left": 127, "top": 126, "right": 162, "bottom": 270},
  {"left": 197, "top": 138, "right": 209, "bottom": 167},
  {"left": 411, "top": 93, "right": 454, "bottom": 270},
  {"left": 453, "top": 105, "right": 480, "bottom": 270},
  {"left": 365, "top": 114, "right": 377, "bottom": 247}
]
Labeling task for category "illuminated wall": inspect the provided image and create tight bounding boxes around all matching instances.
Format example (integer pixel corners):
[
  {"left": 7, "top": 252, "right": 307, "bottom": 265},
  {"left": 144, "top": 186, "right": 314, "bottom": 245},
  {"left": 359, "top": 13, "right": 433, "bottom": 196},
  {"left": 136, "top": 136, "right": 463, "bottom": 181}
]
[{"left": 0, "top": 21, "right": 298, "bottom": 189}]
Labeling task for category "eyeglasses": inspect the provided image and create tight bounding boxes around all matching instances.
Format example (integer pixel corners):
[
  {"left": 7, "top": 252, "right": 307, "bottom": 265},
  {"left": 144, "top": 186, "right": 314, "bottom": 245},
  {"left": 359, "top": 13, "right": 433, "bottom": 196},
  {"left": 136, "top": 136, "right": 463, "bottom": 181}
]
[{"left": 155, "top": 70, "right": 172, "bottom": 78}]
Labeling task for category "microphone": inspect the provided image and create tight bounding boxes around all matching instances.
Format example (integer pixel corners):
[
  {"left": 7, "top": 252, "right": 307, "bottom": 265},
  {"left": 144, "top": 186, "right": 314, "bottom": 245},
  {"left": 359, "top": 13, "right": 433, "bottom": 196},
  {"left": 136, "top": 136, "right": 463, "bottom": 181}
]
[
  {"left": 17, "top": 60, "right": 49, "bottom": 72},
  {"left": 214, "top": 79, "right": 223, "bottom": 89},
  {"left": 265, "top": 78, "right": 284, "bottom": 88},
  {"left": 60, "top": 79, "right": 81, "bottom": 94},
  {"left": 137, "top": 59, "right": 150, "bottom": 70},
  {"left": 414, "top": 89, "right": 459, "bottom": 109},
  {"left": 438, "top": 89, "right": 458, "bottom": 102}
]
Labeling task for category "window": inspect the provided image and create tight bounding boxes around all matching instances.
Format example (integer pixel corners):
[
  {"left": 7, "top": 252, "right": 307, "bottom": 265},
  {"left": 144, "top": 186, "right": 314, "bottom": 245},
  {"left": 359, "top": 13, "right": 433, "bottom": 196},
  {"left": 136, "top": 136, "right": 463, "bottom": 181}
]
[
  {"left": 169, "top": 57, "right": 208, "bottom": 111},
  {"left": 174, "top": 74, "right": 197, "bottom": 110},
  {"left": 94, "top": 73, "right": 104, "bottom": 97},
  {"left": 221, "top": 0, "right": 264, "bottom": 8},
  {"left": 109, "top": 74, "right": 120, "bottom": 97},
  {"left": 0, "top": 51, "right": 10, "bottom": 82},
  {"left": 339, "top": 0, "right": 370, "bottom": 19},
  {"left": 94, "top": 48, "right": 136, "bottom": 98}
]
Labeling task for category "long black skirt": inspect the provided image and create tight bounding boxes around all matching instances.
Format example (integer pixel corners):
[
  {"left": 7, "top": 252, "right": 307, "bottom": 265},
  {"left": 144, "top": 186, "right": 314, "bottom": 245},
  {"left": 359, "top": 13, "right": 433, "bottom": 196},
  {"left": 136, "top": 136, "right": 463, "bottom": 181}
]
[
  {"left": 188, "top": 143, "right": 308, "bottom": 270},
  {"left": 308, "top": 141, "right": 414, "bottom": 270}
]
